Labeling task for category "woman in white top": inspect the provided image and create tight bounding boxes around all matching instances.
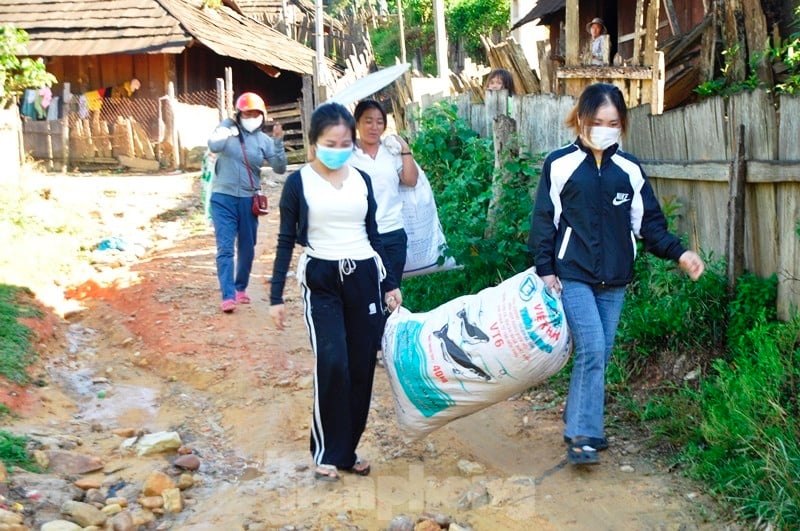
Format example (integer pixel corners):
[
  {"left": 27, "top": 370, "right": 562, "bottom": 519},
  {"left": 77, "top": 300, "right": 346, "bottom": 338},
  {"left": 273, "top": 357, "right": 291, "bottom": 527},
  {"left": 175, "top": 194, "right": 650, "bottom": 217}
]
[
  {"left": 351, "top": 99, "right": 419, "bottom": 285},
  {"left": 269, "top": 102, "right": 402, "bottom": 481}
]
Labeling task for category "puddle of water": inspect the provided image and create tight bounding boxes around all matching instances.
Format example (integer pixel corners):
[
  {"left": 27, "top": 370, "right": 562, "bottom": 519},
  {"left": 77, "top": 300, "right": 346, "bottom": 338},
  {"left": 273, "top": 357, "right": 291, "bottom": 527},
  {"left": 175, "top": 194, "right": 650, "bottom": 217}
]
[
  {"left": 54, "top": 323, "right": 160, "bottom": 426},
  {"left": 78, "top": 383, "right": 159, "bottom": 425}
]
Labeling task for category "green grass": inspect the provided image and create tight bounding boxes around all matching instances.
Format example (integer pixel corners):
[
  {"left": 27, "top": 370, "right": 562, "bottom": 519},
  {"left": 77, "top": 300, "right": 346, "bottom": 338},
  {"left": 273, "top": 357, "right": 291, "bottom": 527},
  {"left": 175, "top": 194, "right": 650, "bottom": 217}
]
[
  {"left": 0, "top": 430, "right": 37, "bottom": 471},
  {"left": 0, "top": 284, "right": 42, "bottom": 384}
]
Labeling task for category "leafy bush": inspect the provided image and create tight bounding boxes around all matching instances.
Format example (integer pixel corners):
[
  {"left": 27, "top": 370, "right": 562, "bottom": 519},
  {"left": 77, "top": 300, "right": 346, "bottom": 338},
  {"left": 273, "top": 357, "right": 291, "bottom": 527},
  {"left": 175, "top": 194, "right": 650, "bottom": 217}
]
[
  {"left": 403, "top": 101, "right": 539, "bottom": 310},
  {"left": 0, "top": 430, "right": 37, "bottom": 471},
  {"left": 689, "top": 316, "right": 800, "bottom": 526},
  {"left": 0, "top": 284, "right": 41, "bottom": 384}
]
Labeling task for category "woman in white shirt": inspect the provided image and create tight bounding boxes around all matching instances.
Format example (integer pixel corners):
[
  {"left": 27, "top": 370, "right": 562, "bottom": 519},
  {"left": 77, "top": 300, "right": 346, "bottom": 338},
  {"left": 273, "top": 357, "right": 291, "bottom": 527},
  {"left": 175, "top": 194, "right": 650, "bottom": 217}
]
[
  {"left": 351, "top": 99, "right": 419, "bottom": 286},
  {"left": 269, "top": 102, "right": 402, "bottom": 481}
]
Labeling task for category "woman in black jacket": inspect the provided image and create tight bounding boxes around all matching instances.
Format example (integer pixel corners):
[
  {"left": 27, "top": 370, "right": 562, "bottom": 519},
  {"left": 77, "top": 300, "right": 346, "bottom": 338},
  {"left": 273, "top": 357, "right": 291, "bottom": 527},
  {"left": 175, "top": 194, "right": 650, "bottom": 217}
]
[{"left": 529, "top": 83, "right": 705, "bottom": 465}]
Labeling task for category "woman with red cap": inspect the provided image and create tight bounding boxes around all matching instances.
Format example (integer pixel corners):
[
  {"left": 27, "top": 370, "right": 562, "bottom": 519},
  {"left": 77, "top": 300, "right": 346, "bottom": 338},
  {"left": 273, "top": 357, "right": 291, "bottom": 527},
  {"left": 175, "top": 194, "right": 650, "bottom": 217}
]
[{"left": 208, "top": 92, "right": 287, "bottom": 313}]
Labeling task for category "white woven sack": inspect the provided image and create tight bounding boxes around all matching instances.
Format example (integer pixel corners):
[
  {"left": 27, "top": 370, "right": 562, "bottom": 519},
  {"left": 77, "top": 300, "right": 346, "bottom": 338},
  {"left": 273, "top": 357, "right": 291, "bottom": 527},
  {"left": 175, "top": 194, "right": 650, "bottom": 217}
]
[
  {"left": 399, "top": 168, "right": 459, "bottom": 278},
  {"left": 382, "top": 267, "right": 572, "bottom": 440}
]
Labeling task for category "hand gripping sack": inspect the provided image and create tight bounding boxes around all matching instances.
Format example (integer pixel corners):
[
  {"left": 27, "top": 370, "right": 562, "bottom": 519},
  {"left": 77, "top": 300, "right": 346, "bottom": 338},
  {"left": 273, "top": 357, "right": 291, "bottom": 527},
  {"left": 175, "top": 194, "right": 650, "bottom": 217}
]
[{"left": 382, "top": 268, "right": 572, "bottom": 440}]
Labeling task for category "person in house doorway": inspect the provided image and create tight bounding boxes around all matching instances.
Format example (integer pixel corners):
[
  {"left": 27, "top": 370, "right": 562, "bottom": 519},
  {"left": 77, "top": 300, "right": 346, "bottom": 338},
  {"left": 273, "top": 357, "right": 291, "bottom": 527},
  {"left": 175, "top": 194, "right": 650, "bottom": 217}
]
[
  {"left": 528, "top": 82, "right": 705, "bottom": 466},
  {"left": 269, "top": 102, "right": 402, "bottom": 481},
  {"left": 208, "top": 92, "right": 286, "bottom": 313}
]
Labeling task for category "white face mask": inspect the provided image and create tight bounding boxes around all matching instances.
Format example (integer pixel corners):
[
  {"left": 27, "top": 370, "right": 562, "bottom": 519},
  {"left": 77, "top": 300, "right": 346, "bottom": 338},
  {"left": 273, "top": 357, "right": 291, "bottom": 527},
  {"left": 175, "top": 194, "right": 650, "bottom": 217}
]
[
  {"left": 587, "top": 126, "right": 620, "bottom": 151},
  {"left": 240, "top": 115, "right": 264, "bottom": 133}
]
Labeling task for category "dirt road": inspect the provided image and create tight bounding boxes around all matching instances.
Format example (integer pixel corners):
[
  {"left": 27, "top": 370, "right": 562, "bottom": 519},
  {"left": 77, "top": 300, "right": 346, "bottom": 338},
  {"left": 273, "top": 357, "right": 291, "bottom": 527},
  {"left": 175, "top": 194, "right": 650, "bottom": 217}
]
[{"left": 1, "top": 171, "right": 727, "bottom": 530}]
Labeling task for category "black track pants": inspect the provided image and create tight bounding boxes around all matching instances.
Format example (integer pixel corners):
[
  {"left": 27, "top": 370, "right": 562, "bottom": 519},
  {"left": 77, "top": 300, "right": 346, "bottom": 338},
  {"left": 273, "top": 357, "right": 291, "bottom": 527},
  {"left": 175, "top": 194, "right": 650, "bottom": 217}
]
[{"left": 300, "top": 255, "right": 384, "bottom": 468}]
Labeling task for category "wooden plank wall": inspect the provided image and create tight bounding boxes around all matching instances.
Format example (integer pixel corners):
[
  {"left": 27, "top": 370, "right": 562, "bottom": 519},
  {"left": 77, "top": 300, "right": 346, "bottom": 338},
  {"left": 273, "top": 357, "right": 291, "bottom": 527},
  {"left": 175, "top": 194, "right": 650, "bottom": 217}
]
[
  {"left": 415, "top": 89, "right": 800, "bottom": 319},
  {"left": 624, "top": 91, "right": 800, "bottom": 319}
]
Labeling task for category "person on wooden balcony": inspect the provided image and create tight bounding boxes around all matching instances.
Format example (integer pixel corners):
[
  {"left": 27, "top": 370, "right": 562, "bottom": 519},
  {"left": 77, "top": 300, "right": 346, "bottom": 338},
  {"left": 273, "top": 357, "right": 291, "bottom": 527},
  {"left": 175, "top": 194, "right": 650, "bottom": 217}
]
[
  {"left": 208, "top": 92, "right": 286, "bottom": 313},
  {"left": 528, "top": 83, "right": 705, "bottom": 466},
  {"left": 586, "top": 17, "right": 610, "bottom": 66}
]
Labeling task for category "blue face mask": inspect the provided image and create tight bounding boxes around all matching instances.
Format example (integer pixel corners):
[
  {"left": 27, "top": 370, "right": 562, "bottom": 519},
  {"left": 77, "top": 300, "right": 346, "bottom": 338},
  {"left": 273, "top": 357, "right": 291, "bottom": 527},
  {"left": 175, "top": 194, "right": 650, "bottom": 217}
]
[{"left": 315, "top": 144, "right": 353, "bottom": 170}]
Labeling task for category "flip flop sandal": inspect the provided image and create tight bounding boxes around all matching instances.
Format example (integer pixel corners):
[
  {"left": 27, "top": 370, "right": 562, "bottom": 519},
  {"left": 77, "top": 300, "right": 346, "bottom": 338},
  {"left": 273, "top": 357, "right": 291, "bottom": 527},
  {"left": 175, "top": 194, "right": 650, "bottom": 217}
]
[
  {"left": 313, "top": 464, "right": 339, "bottom": 482},
  {"left": 220, "top": 300, "right": 236, "bottom": 313},
  {"left": 342, "top": 458, "right": 371, "bottom": 476},
  {"left": 564, "top": 435, "right": 609, "bottom": 451},
  {"left": 567, "top": 437, "right": 600, "bottom": 465},
  {"left": 235, "top": 291, "right": 251, "bottom": 304}
]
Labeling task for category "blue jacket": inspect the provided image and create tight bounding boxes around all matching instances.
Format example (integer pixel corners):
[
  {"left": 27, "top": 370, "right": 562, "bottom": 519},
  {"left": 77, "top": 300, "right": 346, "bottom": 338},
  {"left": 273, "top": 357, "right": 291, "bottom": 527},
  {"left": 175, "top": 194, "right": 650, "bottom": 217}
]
[
  {"left": 270, "top": 166, "right": 398, "bottom": 305},
  {"left": 528, "top": 138, "right": 685, "bottom": 286},
  {"left": 208, "top": 118, "right": 286, "bottom": 197}
]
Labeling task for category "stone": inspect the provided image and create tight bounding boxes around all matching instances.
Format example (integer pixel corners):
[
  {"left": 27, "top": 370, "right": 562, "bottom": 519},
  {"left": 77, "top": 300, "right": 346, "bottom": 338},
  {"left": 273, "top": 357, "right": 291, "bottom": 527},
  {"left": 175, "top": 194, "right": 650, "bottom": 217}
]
[
  {"left": 101, "top": 503, "right": 122, "bottom": 515},
  {"left": 448, "top": 524, "right": 473, "bottom": 531},
  {"left": 414, "top": 520, "right": 440, "bottom": 531},
  {"left": 177, "top": 473, "right": 194, "bottom": 490},
  {"left": 456, "top": 483, "right": 490, "bottom": 511},
  {"left": 138, "top": 496, "right": 164, "bottom": 510},
  {"left": 105, "top": 496, "right": 128, "bottom": 507},
  {"left": 8, "top": 473, "right": 83, "bottom": 510},
  {"left": 456, "top": 459, "right": 485, "bottom": 476},
  {"left": 40, "top": 521, "right": 83, "bottom": 531},
  {"left": 84, "top": 488, "right": 106, "bottom": 505},
  {"left": 111, "top": 428, "right": 137, "bottom": 438},
  {"left": 60, "top": 500, "right": 107, "bottom": 527},
  {"left": 142, "top": 471, "right": 176, "bottom": 497},
  {"left": 128, "top": 432, "right": 182, "bottom": 456},
  {"left": 74, "top": 477, "right": 102, "bottom": 490},
  {"left": 33, "top": 449, "right": 50, "bottom": 469},
  {"left": 0, "top": 462, "right": 7, "bottom": 483},
  {"left": 130, "top": 508, "right": 156, "bottom": 526},
  {"left": 110, "top": 510, "right": 135, "bottom": 531},
  {"left": 620, "top": 465, "right": 635, "bottom": 473},
  {"left": 161, "top": 488, "right": 182, "bottom": 513},
  {"left": 0, "top": 509, "right": 23, "bottom": 524},
  {"left": 386, "top": 515, "right": 415, "bottom": 531},
  {"left": 46, "top": 450, "right": 103, "bottom": 475},
  {"left": 172, "top": 454, "right": 200, "bottom": 471}
]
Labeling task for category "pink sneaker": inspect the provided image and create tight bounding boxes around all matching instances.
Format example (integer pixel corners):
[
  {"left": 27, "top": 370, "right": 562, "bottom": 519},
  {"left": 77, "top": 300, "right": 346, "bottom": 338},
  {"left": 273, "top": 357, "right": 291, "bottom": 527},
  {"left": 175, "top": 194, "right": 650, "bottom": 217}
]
[
  {"left": 221, "top": 299, "right": 236, "bottom": 313},
  {"left": 235, "top": 291, "right": 251, "bottom": 304}
]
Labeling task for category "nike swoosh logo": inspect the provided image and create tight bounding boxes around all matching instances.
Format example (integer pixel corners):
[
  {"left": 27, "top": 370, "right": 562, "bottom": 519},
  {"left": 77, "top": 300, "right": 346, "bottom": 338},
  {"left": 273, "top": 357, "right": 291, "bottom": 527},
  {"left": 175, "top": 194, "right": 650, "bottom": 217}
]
[{"left": 612, "top": 198, "right": 631, "bottom": 206}]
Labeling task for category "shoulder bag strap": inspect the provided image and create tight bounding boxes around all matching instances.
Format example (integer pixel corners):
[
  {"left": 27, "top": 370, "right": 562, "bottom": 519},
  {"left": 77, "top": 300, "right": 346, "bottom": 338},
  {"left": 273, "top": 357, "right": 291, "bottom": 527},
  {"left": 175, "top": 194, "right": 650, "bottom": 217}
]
[{"left": 236, "top": 126, "right": 258, "bottom": 193}]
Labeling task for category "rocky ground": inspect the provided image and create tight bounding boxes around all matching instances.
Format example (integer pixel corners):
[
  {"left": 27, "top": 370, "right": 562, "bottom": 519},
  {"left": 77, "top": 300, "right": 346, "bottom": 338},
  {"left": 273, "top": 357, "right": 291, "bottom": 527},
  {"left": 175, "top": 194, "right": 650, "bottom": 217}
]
[{"left": 0, "top": 169, "right": 734, "bottom": 531}]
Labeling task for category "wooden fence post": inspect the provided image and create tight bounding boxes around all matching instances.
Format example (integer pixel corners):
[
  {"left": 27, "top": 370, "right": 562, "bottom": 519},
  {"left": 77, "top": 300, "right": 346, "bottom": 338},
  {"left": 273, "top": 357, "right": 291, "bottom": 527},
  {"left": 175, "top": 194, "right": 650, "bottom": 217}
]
[
  {"left": 216, "top": 78, "right": 225, "bottom": 122},
  {"left": 485, "top": 113, "right": 517, "bottom": 239},
  {"left": 727, "top": 124, "right": 746, "bottom": 293}
]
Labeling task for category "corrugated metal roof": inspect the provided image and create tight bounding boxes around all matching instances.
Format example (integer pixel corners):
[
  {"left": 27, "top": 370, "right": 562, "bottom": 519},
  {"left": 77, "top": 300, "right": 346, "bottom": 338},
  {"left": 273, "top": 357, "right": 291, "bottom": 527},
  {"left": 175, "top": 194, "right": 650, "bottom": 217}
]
[
  {"left": 0, "top": 0, "right": 316, "bottom": 74},
  {"left": 511, "top": 0, "right": 565, "bottom": 31}
]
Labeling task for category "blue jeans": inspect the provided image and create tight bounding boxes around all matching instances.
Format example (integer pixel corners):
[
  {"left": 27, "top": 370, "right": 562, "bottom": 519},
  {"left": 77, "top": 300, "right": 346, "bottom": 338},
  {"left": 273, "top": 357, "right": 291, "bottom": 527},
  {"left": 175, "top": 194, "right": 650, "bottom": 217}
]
[
  {"left": 211, "top": 192, "right": 259, "bottom": 301},
  {"left": 560, "top": 279, "right": 626, "bottom": 440}
]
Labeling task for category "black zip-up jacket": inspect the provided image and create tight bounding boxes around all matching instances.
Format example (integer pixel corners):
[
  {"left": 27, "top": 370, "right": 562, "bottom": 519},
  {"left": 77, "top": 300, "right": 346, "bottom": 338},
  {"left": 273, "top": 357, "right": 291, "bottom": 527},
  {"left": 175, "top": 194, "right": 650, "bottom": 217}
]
[
  {"left": 270, "top": 165, "right": 398, "bottom": 305},
  {"left": 528, "top": 137, "right": 686, "bottom": 286}
]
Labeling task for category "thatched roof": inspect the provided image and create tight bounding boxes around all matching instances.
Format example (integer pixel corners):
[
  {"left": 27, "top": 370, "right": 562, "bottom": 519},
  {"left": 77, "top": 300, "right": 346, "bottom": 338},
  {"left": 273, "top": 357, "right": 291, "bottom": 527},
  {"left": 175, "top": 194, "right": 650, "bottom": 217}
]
[{"left": 0, "top": 0, "right": 317, "bottom": 75}]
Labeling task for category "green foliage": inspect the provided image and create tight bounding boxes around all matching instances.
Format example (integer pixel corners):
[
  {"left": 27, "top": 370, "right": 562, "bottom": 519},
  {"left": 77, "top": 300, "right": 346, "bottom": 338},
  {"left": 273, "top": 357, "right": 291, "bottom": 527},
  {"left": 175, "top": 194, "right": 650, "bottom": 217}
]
[
  {"left": 0, "top": 25, "right": 57, "bottom": 109},
  {"left": 446, "top": 0, "right": 510, "bottom": 63},
  {"left": 402, "top": 101, "right": 538, "bottom": 310},
  {"left": 727, "top": 273, "right": 778, "bottom": 352},
  {"left": 610, "top": 199, "right": 728, "bottom": 383},
  {"left": 0, "top": 430, "right": 37, "bottom": 471},
  {"left": 690, "top": 317, "right": 800, "bottom": 526},
  {"left": 0, "top": 284, "right": 41, "bottom": 384},
  {"left": 695, "top": 7, "right": 800, "bottom": 97},
  {"left": 369, "top": 0, "right": 510, "bottom": 71}
]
